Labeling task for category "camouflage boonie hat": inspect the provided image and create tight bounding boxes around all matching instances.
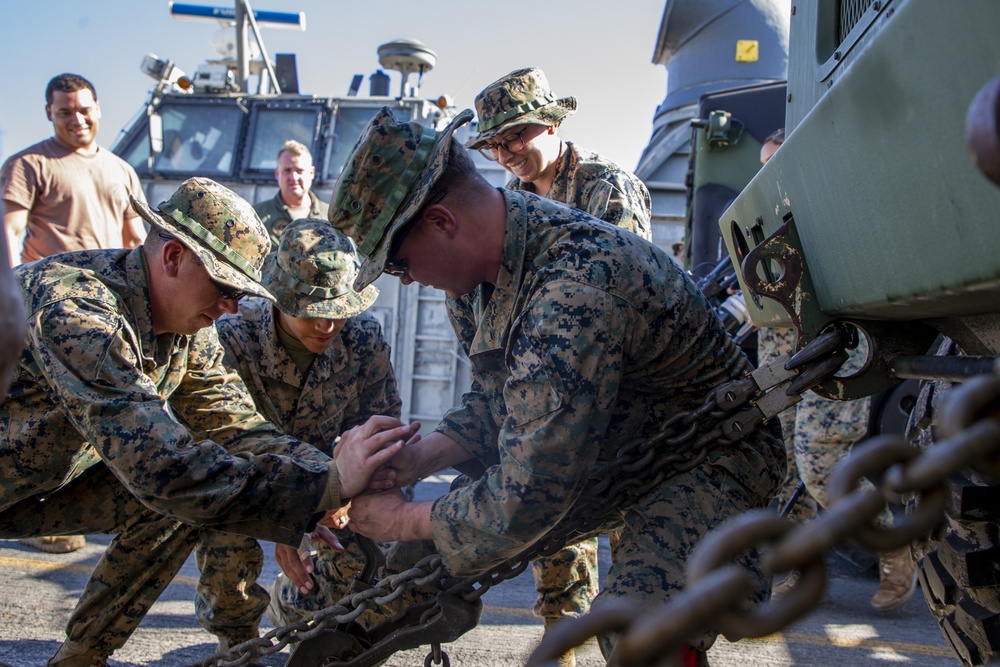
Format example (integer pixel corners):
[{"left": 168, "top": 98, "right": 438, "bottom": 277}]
[
  {"left": 466, "top": 67, "right": 577, "bottom": 150},
  {"left": 263, "top": 218, "right": 378, "bottom": 319},
  {"left": 131, "top": 177, "right": 274, "bottom": 300},
  {"left": 329, "top": 106, "right": 474, "bottom": 291}
]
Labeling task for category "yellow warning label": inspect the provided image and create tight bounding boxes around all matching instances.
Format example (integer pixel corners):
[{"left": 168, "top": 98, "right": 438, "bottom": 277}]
[{"left": 736, "top": 39, "right": 759, "bottom": 62}]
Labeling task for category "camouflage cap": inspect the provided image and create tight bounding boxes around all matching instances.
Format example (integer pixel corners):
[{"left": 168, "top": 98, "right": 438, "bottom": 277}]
[
  {"left": 328, "top": 106, "right": 474, "bottom": 291},
  {"left": 465, "top": 67, "right": 577, "bottom": 150},
  {"left": 131, "top": 177, "right": 274, "bottom": 300},
  {"left": 263, "top": 218, "right": 378, "bottom": 319}
]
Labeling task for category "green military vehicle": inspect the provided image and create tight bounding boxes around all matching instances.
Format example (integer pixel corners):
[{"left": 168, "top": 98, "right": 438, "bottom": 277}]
[{"left": 717, "top": 1, "right": 1000, "bottom": 664}]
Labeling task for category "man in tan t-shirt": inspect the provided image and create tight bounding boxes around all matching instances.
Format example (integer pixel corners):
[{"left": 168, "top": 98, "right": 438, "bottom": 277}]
[
  {"left": 1, "top": 72, "right": 146, "bottom": 267},
  {"left": 0, "top": 72, "right": 147, "bottom": 553}
]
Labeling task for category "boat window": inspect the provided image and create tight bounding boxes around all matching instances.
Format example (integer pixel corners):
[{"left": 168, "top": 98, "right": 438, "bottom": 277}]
[
  {"left": 152, "top": 103, "right": 245, "bottom": 177},
  {"left": 246, "top": 107, "right": 322, "bottom": 173},
  {"left": 326, "top": 106, "right": 381, "bottom": 178}
]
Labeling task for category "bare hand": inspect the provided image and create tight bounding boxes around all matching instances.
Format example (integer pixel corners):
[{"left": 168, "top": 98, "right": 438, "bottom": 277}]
[
  {"left": 320, "top": 505, "right": 351, "bottom": 530},
  {"left": 334, "top": 416, "right": 420, "bottom": 498},
  {"left": 274, "top": 527, "right": 345, "bottom": 594},
  {"left": 274, "top": 541, "right": 314, "bottom": 595},
  {"left": 370, "top": 428, "right": 422, "bottom": 491}
]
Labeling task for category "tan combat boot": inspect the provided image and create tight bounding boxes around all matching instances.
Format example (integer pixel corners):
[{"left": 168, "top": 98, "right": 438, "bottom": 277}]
[
  {"left": 47, "top": 640, "right": 108, "bottom": 667},
  {"left": 870, "top": 546, "right": 918, "bottom": 612},
  {"left": 543, "top": 618, "right": 576, "bottom": 667},
  {"left": 20, "top": 535, "right": 86, "bottom": 553}
]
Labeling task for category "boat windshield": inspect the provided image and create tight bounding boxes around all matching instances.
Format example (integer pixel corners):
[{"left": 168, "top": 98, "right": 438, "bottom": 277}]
[
  {"left": 119, "top": 102, "right": 245, "bottom": 178},
  {"left": 326, "top": 106, "right": 381, "bottom": 177}
]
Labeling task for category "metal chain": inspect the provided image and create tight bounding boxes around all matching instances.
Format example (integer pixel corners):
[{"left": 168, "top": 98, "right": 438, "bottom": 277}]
[
  {"left": 526, "top": 373, "right": 1000, "bottom": 667},
  {"left": 193, "top": 329, "right": 850, "bottom": 667}
]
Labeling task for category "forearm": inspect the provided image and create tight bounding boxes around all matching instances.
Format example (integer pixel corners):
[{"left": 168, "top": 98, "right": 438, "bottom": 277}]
[
  {"left": 393, "top": 499, "right": 433, "bottom": 542},
  {"left": 408, "top": 431, "right": 473, "bottom": 480},
  {"left": 3, "top": 207, "right": 26, "bottom": 266},
  {"left": 122, "top": 215, "right": 147, "bottom": 249},
  {"left": 0, "top": 228, "right": 24, "bottom": 396}
]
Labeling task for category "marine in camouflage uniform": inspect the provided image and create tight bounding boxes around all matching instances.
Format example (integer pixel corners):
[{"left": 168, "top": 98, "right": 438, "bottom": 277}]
[
  {"left": 196, "top": 219, "right": 402, "bottom": 643},
  {"left": 458, "top": 68, "right": 653, "bottom": 637},
  {"left": 327, "top": 107, "right": 785, "bottom": 661},
  {"left": 0, "top": 178, "right": 405, "bottom": 667},
  {"left": 253, "top": 139, "right": 330, "bottom": 247},
  {"left": 254, "top": 190, "right": 328, "bottom": 247}
]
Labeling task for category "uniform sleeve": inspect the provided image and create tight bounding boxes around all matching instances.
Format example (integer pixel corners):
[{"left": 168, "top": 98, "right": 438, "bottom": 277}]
[
  {"left": 429, "top": 281, "right": 630, "bottom": 576},
  {"left": 434, "top": 374, "right": 502, "bottom": 470},
  {"left": 30, "top": 297, "right": 335, "bottom": 544},
  {"left": 585, "top": 174, "right": 653, "bottom": 242}
]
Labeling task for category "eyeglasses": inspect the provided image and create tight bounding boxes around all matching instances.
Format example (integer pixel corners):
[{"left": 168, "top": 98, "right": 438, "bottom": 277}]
[
  {"left": 383, "top": 257, "right": 407, "bottom": 278},
  {"left": 383, "top": 187, "right": 449, "bottom": 277},
  {"left": 209, "top": 276, "right": 249, "bottom": 301},
  {"left": 478, "top": 127, "right": 531, "bottom": 161}
]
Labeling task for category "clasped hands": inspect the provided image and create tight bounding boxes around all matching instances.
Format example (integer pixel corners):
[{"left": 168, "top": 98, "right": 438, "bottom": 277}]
[{"left": 276, "top": 415, "right": 421, "bottom": 593}]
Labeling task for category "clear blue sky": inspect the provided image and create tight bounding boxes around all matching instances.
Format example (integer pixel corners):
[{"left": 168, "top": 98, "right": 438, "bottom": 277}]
[{"left": 0, "top": 1, "right": 667, "bottom": 171}]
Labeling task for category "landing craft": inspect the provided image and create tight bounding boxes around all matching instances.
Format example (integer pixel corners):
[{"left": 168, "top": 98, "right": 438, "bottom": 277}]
[{"left": 112, "top": 1, "right": 508, "bottom": 432}]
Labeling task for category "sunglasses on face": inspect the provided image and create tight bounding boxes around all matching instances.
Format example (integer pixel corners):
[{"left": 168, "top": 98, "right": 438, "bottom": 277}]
[
  {"left": 209, "top": 276, "right": 249, "bottom": 301},
  {"left": 383, "top": 187, "right": 449, "bottom": 278}
]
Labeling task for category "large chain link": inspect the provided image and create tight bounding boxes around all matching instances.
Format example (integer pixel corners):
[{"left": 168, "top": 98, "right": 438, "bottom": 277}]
[
  {"left": 193, "top": 329, "right": 851, "bottom": 667},
  {"left": 526, "top": 373, "right": 1000, "bottom": 667}
]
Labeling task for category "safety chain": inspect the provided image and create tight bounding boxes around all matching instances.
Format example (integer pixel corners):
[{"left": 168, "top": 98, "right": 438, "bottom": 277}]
[
  {"left": 526, "top": 373, "right": 1000, "bottom": 667},
  {"left": 193, "top": 329, "right": 851, "bottom": 667}
]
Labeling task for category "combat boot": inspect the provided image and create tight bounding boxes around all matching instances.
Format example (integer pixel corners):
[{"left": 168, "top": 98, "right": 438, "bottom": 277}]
[
  {"left": 871, "top": 546, "right": 918, "bottom": 612},
  {"left": 21, "top": 535, "right": 86, "bottom": 553},
  {"left": 543, "top": 618, "right": 576, "bottom": 667},
  {"left": 47, "top": 640, "right": 108, "bottom": 667}
]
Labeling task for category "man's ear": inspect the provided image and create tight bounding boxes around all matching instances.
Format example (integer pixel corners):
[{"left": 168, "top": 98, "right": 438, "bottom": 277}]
[
  {"left": 421, "top": 204, "right": 458, "bottom": 239},
  {"left": 161, "top": 240, "right": 186, "bottom": 278}
]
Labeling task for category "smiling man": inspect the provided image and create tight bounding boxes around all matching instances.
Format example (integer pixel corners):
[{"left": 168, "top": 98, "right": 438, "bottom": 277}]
[
  {"left": 468, "top": 67, "right": 651, "bottom": 240},
  {"left": 254, "top": 139, "right": 329, "bottom": 247},
  {"left": 329, "top": 108, "right": 784, "bottom": 665},
  {"left": 462, "top": 68, "right": 654, "bottom": 663},
  {"left": 0, "top": 177, "right": 410, "bottom": 667},
  {"left": 1, "top": 72, "right": 149, "bottom": 555},
  {"left": 1, "top": 73, "right": 146, "bottom": 267}
]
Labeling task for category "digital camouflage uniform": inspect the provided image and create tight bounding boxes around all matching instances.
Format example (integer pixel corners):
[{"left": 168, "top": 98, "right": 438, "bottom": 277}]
[
  {"left": 201, "top": 220, "right": 401, "bottom": 641},
  {"left": 430, "top": 189, "right": 784, "bottom": 652},
  {"left": 460, "top": 67, "right": 654, "bottom": 626},
  {"left": 0, "top": 179, "right": 343, "bottom": 661},
  {"left": 327, "top": 106, "right": 783, "bottom": 658},
  {"left": 253, "top": 190, "right": 329, "bottom": 248},
  {"left": 756, "top": 326, "right": 891, "bottom": 528},
  {"left": 504, "top": 141, "right": 652, "bottom": 242}
]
